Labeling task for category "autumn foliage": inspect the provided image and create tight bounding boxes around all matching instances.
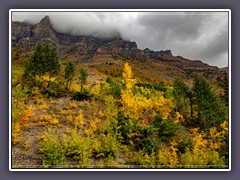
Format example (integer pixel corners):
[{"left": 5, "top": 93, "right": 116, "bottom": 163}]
[{"left": 11, "top": 44, "right": 229, "bottom": 169}]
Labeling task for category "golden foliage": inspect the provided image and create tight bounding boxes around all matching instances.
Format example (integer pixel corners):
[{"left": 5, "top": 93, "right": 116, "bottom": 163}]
[
  {"left": 74, "top": 109, "right": 84, "bottom": 129},
  {"left": 90, "top": 83, "right": 101, "bottom": 97},
  {"left": 85, "top": 117, "right": 100, "bottom": 136},
  {"left": 180, "top": 128, "right": 226, "bottom": 167},
  {"left": 158, "top": 141, "right": 178, "bottom": 167},
  {"left": 66, "top": 115, "right": 73, "bottom": 125},
  {"left": 208, "top": 120, "right": 228, "bottom": 151},
  {"left": 122, "top": 62, "right": 136, "bottom": 90},
  {"left": 69, "top": 101, "right": 78, "bottom": 109},
  {"left": 121, "top": 62, "right": 175, "bottom": 121},
  {"left": 12, "top": 122, "right": 22, "bottom": 145},
  {"left": 35, "top": 114, "right": 59, "bottom": 126},
  {"left": 174, "top": 112, "right": 185, "bottom": 124},
  {"left": 20, "top": 105, "right": 36, "bottom": 125}
]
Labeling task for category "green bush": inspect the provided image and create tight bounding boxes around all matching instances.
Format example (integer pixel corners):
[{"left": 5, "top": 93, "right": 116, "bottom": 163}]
[
  {"left": 127, "top": 150, "right": 156, "bottom": 168},
  {"left": 135, "top": 82, "right": 166, "bottom": 92},
  {"left": 62, "top": 130, "right": 92, "bottom": 167},
  {"left": 92, "top": 135, "right": 120, "bottom": 159},
  {"left": 38, "top": 130, "right": 65, "bottom": 167},
  {"left": 157, "top": 120, "right": 180, "bottom": 141},
  {"left": 137, "top": 138, "right": 155, "bottom": 154},
  {"left": 176, "top": 140, "right": 193, "bottom": 155}
]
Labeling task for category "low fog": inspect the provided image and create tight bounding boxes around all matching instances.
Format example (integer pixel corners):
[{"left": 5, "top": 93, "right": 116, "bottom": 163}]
[{"left": 12, "top": 11, "right": 229, "bottom": 68}]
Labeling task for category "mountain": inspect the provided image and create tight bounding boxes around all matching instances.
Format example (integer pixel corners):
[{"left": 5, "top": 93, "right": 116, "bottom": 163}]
[{"left": 12, "top": 16, "right": 225, "bottom": 82}]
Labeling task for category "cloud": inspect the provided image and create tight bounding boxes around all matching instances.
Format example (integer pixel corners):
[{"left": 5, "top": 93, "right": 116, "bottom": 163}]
[{"left": 12, "top": 11, "right": 229, "bottom": 67}]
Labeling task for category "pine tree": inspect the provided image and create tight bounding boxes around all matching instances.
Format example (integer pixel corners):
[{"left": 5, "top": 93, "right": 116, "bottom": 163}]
[
  {"left": 23, "top": 42, "right": 61, "bottom": 88},
  {"left": 23, "top": 42, "right": 44, "bottom": 86},
  {"left": 191, "top": 75, "right": 225, "bottom": 130},
  {"left": 49, "top": 47, "right": 60, "bottom": 78},
  {"left": 223, "top": 71, "right": 229, "bottom": 106},
  {"left": 79, "top": 67, "right": 88, "bottom": 93},
  {"left": 34, "top": 42, "right": 45, "bottom": 78},
  {"left": 64, "top": 62, "right": 75, "bottom": 90},
  {"left": 45, "top": 46, "right": 60, "bottom": 88},
  {"left": 172, "top": 77, "right": 190, "bottom": 117},
  {"left": 217, "top": 70, "right": 229, "bottom": 106}
]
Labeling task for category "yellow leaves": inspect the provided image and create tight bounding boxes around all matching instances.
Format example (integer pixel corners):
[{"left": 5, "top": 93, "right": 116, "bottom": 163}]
[
  {"left": 79, "top": 101, "right": 85, "bottom": 107},
  {"left": 52, "top": 118, "right": 59, "bottom": 125},
  {"left": 31, "top": 87, "right": 43, "bottom": 100},
  {"left": 66, "top": 115, "right": 73, "bottom": 124},
  {"left": 42, "top": 75, "right": 56, "bottom": 82},
  {"left": 20, "top": 105, "right": 36, "bottom": 125},
  {"left": 60, "top": 109, "right": 66, "bottom": 115},
  {"left": 69, "top": 101, "right": 78, "bottom": 109},
  {"left": 90, "top": 83, "right": 101, "bottom": 97},
  {"left": 121, "top": 90, "right": 151, "bottom": 119},
  {"left": 70, "top": 83, "right": 80, "bottom": 92},
  {"left": 39, "top": 102, "right": 48, "bottom": 112},
  {"left": 99, "top": 110, "right": 105, "bottom": 118},
  {"left": 209, "top": 127, "right": 218, "bottom": 138},
  {"left": 174, "top": 112, "right": 185, "bottom": 124},
  {"left": 23, "top": 139, "right": 30, "bottom": 150},
  {"left": 158, "top": 142, "right": 178, "bottom": 167},
  {"left": 190, "top": 128, "right": 208, "bottom": 149},
  {"left": 65, "top": 127, "right": 72, "bottom": 134},
  {"left": 40, "top": 115, "right": 51, "bottom": 123},
  {"left": 35, "top": 114, "right": 59, "bottom": 126},
  {"left": 121, "top": 62, "right": 175, "bottom": 121},
  {"left": 208, "top": 120, "right": 228, "bottom": 151},
  {"left": 122, "top": 62, "right": 136, "bottom": 90},
  {"left": 12, "top": 122, "right": 22, "bottom": 145},
  {"left": 85, "top": 117, "right": 100, "bottom": 136},
  {"left": 220, "top": 120, "right": 228, "bottom": 132},
  {"left": 152, "top": 97, "right": 174, "bottom": 120},
  {"left": 89, "top": 118, "right": 99, "bottom": 132},
  {"left": 180, "top": 126, "right": 227, "bottom": 167},
  {"left": 74, "top": 109, "right": 84, "bottom": 129}
]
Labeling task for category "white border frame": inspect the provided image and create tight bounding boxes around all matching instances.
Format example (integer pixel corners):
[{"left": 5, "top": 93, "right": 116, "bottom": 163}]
[{"left": 9, "top": 9, "right": 231, "bottom": 171}]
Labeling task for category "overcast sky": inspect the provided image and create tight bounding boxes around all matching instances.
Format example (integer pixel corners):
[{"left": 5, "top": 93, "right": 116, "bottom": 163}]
[{"left": 12, "top": 11, "right": 229, "bottom": 67}]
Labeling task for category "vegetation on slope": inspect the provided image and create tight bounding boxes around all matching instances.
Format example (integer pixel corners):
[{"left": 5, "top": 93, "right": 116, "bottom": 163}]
[{"left": 11, "top": 43, "right": 229, "bottom": 169}]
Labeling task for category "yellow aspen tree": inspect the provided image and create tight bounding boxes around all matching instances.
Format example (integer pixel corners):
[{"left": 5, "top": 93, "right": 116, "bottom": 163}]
[
  {"left": 121, "top": 62, "right": 139, "bottom": 119},
  {"left": 122, "top": 62, "right": 136, "bottom": 90}
]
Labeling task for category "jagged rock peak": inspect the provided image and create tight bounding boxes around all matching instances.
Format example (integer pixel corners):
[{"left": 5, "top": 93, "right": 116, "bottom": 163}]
[
  {"left": 160, "top": 50, "right": 172, "bottom": 56},
  {"left": 39, "top": 15, "right": 51, "bottom": 25}
]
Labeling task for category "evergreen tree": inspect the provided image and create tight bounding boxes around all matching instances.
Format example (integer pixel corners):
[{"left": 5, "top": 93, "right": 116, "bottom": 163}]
[
  {"left": 222, "top": 71, "right": 229, "bottom": 106},
  {"left": 191, "top": 75, "right": 225, "bottom": 130},
  {"left": 217, "top": 70, "right": 229, "bottom": 106},
  {"left": 23, "top": 42, "right": 60, "bottom": 88},
  {"left": 23, "top": 42, "right": 44, "bottom": 86},
  {"left": 49, "top": 46, "right": 60, "bottom": 78},
  {"left": 172, "top": 77, "right": 190, "bottom": 117},
  {"left": 64, "top": 62, "right": 75, "bottom": 90},
  {"left": 45, "top": 46, "right": 60, "bottom": 87},
  {"left": 79, "top": 67, "right": 88, "bottom": 93},
  {"left": 34, "top": 42, "right": 46, "bottom": 78}
]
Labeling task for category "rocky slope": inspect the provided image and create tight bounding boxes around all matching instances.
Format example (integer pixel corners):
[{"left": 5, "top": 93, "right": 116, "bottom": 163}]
[{"left": 12, "top": 16, "right": 225, "bottom": 81}]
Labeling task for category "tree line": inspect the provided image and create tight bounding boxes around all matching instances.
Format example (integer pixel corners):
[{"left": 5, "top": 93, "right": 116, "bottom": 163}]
[{"left": 23, "top": 42, "right": 88, "bottom": 97}]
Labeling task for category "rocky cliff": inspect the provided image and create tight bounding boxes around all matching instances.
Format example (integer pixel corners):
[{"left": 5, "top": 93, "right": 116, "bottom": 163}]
[{"left": 12, "top": 16, "right": 224, "bottom": 81}]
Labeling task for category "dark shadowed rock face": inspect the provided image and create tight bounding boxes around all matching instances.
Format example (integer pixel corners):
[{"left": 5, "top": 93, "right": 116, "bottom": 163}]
[
  {"left": 12, "top": 15, "right": 57, "bottom": 48},
  {"left": 12, "top": 16, "right": 222, "bottom": 81},
  {"left": 12, "top": 16, "right": 138, "bottom": 58},
  {"left": 32, "top": 16, "right": 57, "bottom": 42}
]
